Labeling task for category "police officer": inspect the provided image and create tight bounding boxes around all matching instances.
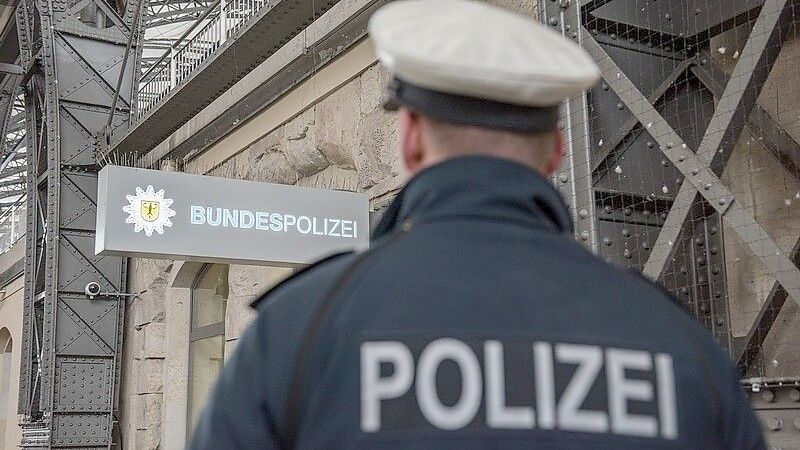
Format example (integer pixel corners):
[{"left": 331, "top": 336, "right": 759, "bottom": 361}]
[{"left": 190, "top": 1, "right": 766, "bottom": 448}]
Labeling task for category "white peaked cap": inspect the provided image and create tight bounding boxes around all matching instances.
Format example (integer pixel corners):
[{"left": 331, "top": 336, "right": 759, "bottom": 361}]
[{"left": 368, "top": 0, "right": 600, "bottom": 109}]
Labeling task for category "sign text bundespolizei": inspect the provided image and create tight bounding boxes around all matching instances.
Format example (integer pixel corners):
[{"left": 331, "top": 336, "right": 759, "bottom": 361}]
[{"left": 95, "top": 165, "right": 370, "bottom": 266}]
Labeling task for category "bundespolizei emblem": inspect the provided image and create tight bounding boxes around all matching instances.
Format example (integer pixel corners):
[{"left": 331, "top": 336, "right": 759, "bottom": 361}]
[{"left": 123, "top": 185, "right": 176, "bottom": 236}]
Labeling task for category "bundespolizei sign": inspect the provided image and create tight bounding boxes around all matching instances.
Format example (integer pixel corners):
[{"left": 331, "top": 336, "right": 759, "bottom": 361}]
[{"left": 95, "top": 165, "right": 370, "bottom": 266}]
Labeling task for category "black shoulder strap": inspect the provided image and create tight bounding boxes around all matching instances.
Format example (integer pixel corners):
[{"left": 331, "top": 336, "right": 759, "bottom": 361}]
[{"left": 249, "top": 252, "right": 354, "bottom": 310}]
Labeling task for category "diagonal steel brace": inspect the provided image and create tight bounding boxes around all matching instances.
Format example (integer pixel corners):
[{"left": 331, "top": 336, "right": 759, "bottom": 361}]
[
  {"left": 579, "top": 1, "right": 800, "bottom": 308},
  {"left": 640, "top": 0, "right": 796, "bottom": 281}
]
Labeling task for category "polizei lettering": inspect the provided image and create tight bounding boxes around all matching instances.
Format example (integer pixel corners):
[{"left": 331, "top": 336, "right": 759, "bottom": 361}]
[
  {"left": 360, "top": 338, "right": 678, "bottom": 440},
  {"left": 189, "top": 205, "right": 358, "bottom": 238}
]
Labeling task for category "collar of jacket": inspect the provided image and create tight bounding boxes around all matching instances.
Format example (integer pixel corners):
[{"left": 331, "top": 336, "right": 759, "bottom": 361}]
[{"left": 372, "top": 156, "right": 574, "bottom": 240}]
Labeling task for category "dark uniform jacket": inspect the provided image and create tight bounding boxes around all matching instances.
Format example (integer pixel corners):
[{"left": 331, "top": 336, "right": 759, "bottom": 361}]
[{"left": 190, "top": 156, "right": 765, "bottom": 450}]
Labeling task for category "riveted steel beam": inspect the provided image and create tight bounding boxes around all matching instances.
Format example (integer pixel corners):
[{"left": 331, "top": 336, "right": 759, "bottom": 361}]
[
  {"left": 0, "top": 188, "right": 25, "bottom": 199},
  {"left": 544, "top": 0, "right": 599, "bottom": 250},
  {"left": 582, "top": 2, "right": 800, "bottom": 307},
  {"left": 637, "top": 0, "right": 796, "bottom": 278},
  {"left": 17, "top": 0, "right": 143, "bottom": 444},
  {"left": 736, "top": 239, "right": 800, "bottom": 374},
  {"left": 590, "top": 58, "right": 693, "bottom": 176},
  {"left": 690, "top": 56, "right": 800, "bottom": 179}
]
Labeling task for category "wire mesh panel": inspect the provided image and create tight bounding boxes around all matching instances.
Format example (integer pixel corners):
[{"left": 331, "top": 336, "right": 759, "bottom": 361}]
[{"left": 544, "top": 0, "right": 800, "bottom": 380}]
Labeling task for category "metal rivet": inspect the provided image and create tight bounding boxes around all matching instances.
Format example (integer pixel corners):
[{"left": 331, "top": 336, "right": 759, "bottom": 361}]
[{"left": 697, "top": 257, "right": 706, "bottom": 266}]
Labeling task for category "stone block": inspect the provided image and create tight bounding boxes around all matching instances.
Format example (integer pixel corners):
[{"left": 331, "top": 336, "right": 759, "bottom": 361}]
[
  {"left": 134, "top": 287, "right": 166, "bottom": 327},
  {"left": 135, "top": 428, "right": 161, "bottom": 450},
  {"left": 131, "top": 326, "right": 145, "bottom": 360},
  {"left": 360, "top": 63, "right": 390, "bottom": 115},
  {"left": 356, "top": 109, "right": 399, "bottom": 189},
  {"left": 142, "top": 322, "right": 165, "bottom": 359},
  {"left": 225, "top": 294, "right": 258, "bottom": 342},
  {"left": 283, "top": 108, "right": 330, "bottom": 177},
  {"left": 229, "top": 265, "right": 281, "bottom": 297},
  {"left": 225, "top": 338, "right": 242, "bottom": 361},
  {"left": 248, "top": 128, "right": 300, "bottom": 185},
  {"left": 315, "top": 78, "right": 361, "bottom": 169},
  {"left": 137, "top": 357, "right": 164, "bottom": 395},
  {"left": 135, "top": 393, "right": 163, "bottom": 431},
  {"left": 296, "top": 165, "right": 360, "bottom": 192}
]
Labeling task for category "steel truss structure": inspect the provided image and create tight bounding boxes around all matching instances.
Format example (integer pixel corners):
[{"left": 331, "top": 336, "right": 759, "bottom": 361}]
[
  {"left": 15, "top": 0, "right": 142, "bottom": 446},
  {"left": 545, "top": 0, "right": 800, "bottom": 377}
]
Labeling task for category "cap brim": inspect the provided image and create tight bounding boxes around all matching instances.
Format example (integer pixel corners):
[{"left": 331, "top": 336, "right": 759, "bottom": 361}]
[{"left": 382, "top": 77, "right": 560, "bottom": 133}]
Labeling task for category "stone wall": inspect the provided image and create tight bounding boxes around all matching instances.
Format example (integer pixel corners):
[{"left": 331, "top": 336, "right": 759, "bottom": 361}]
[{"left": 192, "top": 62, "right": 400, "bottom": 203}]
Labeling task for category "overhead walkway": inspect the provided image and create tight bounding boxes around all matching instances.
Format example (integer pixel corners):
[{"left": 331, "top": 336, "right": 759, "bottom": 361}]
[{"left": 109, "top": 0, "right": 342, "bottom": 157}]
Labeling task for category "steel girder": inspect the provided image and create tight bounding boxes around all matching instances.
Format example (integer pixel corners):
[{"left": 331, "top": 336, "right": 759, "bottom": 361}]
[
  {"left": 689, "top": 53, "right": 800, "bottom": 373},
  {"left": 109, "top": 0, "right": 344, "bottom": 159},
  {"left": 544, "top": 0, "right": 800, "bottom": 367},
  {"left": 546, "top": 1, "right": 733, "bottom": 348},
  {"left": 16, "top": 0, "right": 143, "bottom": 446},
  {"left": 144, "top": 0, "right": 212, "bottom": 27}
]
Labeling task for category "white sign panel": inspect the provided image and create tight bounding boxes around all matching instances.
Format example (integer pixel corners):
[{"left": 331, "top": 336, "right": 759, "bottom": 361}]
[{"left": 96, "top": 165, "right": 370, "bottom": 266}]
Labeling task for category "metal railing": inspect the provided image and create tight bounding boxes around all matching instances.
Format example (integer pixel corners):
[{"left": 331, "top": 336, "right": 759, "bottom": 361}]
[
  {"left": 0, "top": 196, "right": 25, "bottom": 254},
  {"left": 137, "top": 0, "right": 267, "bottom": 118}
]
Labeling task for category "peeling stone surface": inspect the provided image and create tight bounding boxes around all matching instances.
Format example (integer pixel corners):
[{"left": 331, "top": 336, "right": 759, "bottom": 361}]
[
  {"left": 360, "top": 64, "right": 390, "bottom": 115},
  {"left": 283, "top": 108, "right": 330, "bottom": 177},
  {"left": 247, "top": 127, "right": 301, "bottom": 185},
  {"left": 135, "top": 394, "right": 163, "bottom": 431},
  {"left": 357, "top": 109, "right": 399, "bottom": 189},
  {"left": 141, "top": 322, "right": 165, "bottom": 360},
  {"left": 296, "top": 165, "right": 360, "bottom": 191},
  {"left": 315, "top": 79, "right": 362, "bottom": 169},
  {"left": 135, "top": 428, "right": 161, "bottom": 450},
  {"left": 136, "top": 358, "right": 164, "bottom": 395}
]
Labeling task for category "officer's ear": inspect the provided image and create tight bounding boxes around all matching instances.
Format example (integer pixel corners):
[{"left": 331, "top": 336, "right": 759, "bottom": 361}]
[
  {"left": 399, "top": 108, "right": 425, "bottom": 175},
  {"left": 542, "top": 130, "right": 564, "bottom": 177}
]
